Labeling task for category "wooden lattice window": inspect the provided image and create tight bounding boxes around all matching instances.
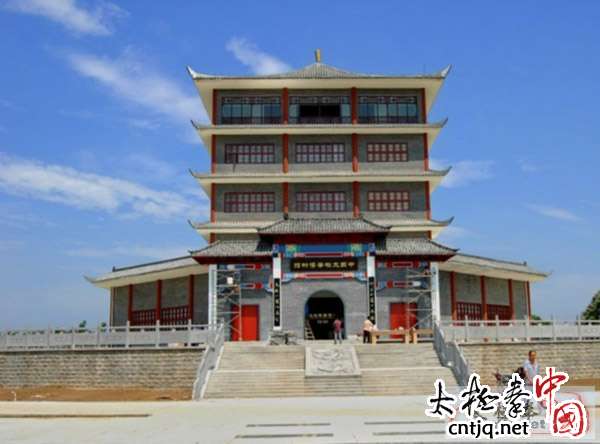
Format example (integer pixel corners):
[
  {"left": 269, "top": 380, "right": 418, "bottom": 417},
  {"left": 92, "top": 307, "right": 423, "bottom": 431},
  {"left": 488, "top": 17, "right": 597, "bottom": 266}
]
[
  {"left": 367, "top": 191, "right": 410, "bottom": 211},
  {"left": 224, "top": 192, "right": 275, "bottom": 213},
  {"left": 224, "top": 144, "right": 275, "bottom": 164},
  {"left": 456, "top": 302, "right": 483, "bottom": 320},
  {"left": 296, "top": 191, "right": 346, "bottom": 212},
  {"left": 366, "top": 142, "right": 408, "bottom": 162},
  {"left": 161, "top": 306, "right": 190, "bottom": 325},
  {"left": 295, "top": 143, "right": 345, "bottom": 163},
  {"left": 487, "top": 304, "right": 512, "bottom": 321},
  {"left": 131, "top": 309, "right": 156, "bottom": 326}
]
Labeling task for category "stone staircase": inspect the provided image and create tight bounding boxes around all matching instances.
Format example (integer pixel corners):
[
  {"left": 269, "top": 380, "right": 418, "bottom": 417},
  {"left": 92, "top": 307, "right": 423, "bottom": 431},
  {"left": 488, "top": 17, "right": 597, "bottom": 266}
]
[{"left": 203, "top": 341, "right": 457, "bottom": 398}]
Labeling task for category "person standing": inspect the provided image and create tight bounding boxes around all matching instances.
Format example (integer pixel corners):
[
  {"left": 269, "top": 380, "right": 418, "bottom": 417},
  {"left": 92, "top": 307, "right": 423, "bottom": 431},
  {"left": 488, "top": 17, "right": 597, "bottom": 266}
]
[
  {"left": 333, "top": 317, "right": 343, "bottom": 344},
  {"left": 362, "top": 318, "right": 374, "bottom": 344},
  {"left": 523, "top": 350, "right": 539, "bottom": 385}
]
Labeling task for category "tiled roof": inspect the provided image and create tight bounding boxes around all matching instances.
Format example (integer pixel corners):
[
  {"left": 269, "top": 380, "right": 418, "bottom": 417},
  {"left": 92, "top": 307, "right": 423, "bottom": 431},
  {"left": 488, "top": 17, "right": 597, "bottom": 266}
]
[
  {"left": 188, "top": 63, "right": 451, "bottom": 81},
  {"left": 86, "top": 256, "right": 200, "bottom": 284},
  {"left": 191, "top": 120, "right": 448, "bottom": 131},
  {"left": 258, "top": 217, "right": 390, "bottom": 235},
  {"left": 191, "top": 240, "right": 272, "bottom": 258},
  {"left": 445, "top": 253, "right": 549, "bottom": 278},
  {"left": 191, "top": 168, "right": 450, "bottom": 180},
  {"left": 376, "top": 237, "right": 457, "bottom": 257}
]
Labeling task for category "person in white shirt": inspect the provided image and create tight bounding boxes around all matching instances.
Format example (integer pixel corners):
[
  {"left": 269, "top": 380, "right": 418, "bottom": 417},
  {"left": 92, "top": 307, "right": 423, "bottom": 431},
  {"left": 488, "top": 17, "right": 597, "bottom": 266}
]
[{"left": 523, "top": 350, "right": 539, "bottom": 385}]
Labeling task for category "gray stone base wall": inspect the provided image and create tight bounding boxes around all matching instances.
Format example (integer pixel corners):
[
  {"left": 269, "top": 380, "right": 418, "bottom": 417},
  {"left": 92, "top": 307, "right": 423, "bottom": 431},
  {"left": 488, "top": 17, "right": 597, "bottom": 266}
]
[{"left": 0, "top": 349, "right": 203, "bottom": 389}]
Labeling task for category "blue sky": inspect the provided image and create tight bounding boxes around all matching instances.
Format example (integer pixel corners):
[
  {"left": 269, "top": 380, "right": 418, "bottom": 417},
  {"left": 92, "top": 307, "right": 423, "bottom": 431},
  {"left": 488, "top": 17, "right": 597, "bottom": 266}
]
[{"left": 0, "top": 0, "right": 599, "bottom": 328}]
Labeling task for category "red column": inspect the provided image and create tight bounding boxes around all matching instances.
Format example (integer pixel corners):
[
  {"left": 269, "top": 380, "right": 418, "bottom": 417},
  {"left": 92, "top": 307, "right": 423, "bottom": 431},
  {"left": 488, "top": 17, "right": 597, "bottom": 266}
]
[
  {"left": 351, "top": 87, "right": 358, "bottom": 124},
  {"left": 209, "top": 233, "right": 216, "bottom": 243},
  {"left": 420, "top": 88, "right": 427, "bottom": 123},
  {"left": 480, "top": 276, "right": 488, "bottom": 320},
  {"left": 210, "top": 183, "right": 216, "bottom": 222},
  {"left": 508, "top": 279, "right": 515, "bottom": 320},
  {"left": 282, "top": 182, "right": 289, "bottom": 215},
  {"left": 156, "top": 280, "right": 162, "bottom": 322},
  {"left": 425, "top": 181, "right": 431, "bottom": 220},
  {"left": 526, "top": 281, "right": 532, "bottom": 319},
  {"left": 282, "top": 87, "right": 289, "bottom": 124},
  {"left": 127, "top": 284, "right": 133, "bottom": 323},
  {"left": 211, "top": 135, "right": 217, "bottom": 174},
  {"left": 450, "top": 272, "right": 457, "bottom": 321},
  {"left": 353, "top": 181, "right": 360, "bottom": 217},
  {"left": 212, "top": 89, "right": 218, "bottom": 124},
  {"left": 282, "top": 134, "right": 289, "bottom": 173},
  {"left": 423, "top": 133, "right": 429, "bottom": 171},
  {"left": 352, "top": 133, "right": 359, "bottom": 172},
  {"left": 188, "top": 275, "right": 194, "bottom": 322}
]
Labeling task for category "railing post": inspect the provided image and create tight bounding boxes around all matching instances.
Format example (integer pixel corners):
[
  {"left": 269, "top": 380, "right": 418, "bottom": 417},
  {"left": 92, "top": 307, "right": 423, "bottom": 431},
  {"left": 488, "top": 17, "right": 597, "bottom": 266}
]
[
  {"left": 46, "top": 326, "right": 51, "bottom": 349},
  {"left": 155, "top": 320, "right": 160, "bottom": 348},
  {"left": 577, "top": 316, "right": 582, "bottom": 341},
  {"left": 187, "top": 319, "right": 192, "bottom": 347},
  {"left": 464, "top": 316, "right": 469, "bottom": 343},
  {"left": 525, "top": 317, "right": 530, "bottom": 342},
  {"left": 495, "top": 315, "right": 500, "bottom": 342},
  {"left": 552, "top": 316, "right": 556, "bottom": 341},
  {"left": 71, "top": 326, "right": 76, "bottom": 350},
  {"left": 96, "top": 324, "right": 101, "bottom": 348},
  {"left": 125, "top": 321, "right": 130, "bottom": 349}
]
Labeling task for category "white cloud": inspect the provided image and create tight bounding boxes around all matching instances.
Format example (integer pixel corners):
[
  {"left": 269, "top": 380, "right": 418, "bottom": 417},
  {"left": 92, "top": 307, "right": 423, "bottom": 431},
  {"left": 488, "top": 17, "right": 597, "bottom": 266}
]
[
  {"left": 431, "top": 159, "right": 494, "bottom": 188},
  {"left": 67, "top": 244, "right": 192, "bottom": 261},
  {"left": 0, "top": 153, "right": 205, "bottom": 220},
  {"left": 527, "top": 204, "right": 581, "bottom": 222},
  {"left": 518, "top": 159, "right": 544, "bottom": 173},
  {"left": 3, "top": 0, "right": 126, "bottom": 36},
  {"left": 65, "top": 50, "right": 206, "bottom": 124},
  {"left": 226, "top": 38, "right": 291, "bottom": 75}
]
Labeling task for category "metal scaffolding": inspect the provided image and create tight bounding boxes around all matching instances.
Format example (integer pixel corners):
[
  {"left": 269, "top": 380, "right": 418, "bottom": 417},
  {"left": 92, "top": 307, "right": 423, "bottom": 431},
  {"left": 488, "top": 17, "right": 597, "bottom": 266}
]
[
  {"left": 209, "top": 264, "right": 243, "bottom": 340},
  {"left": 399, "top": 262, "right": 438, "bottom": 329}
]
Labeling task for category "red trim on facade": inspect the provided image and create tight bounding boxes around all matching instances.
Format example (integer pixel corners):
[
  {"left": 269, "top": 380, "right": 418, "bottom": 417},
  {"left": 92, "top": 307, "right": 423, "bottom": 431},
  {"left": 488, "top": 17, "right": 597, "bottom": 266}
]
[
  {"left": 155, "top": 280, "right": 162, "bottom": 322},
  {"left": 282, "top": 87, "right": 289, "bottom": 124},
  {"left": 351, "top": 87, "right": 358, "bottom": 124},
  {"left": 282, "top": 182, "right": 289, "bottom": 215},
  {"left": 210, "top": 183, "right": 216, "bottom": 222},
  {"left": 282, "top": 133, "right": 289, "bottom": 173},
  {"left": 352, "top": 133, "right": 359, "bottom": 172},
  {"left": 423, "top": 133, "right": 429, "bottom": 171},
  {"left": 425, "top": 181, "right": 431, "bottom": 220},
  {"left": 353, "top": 181, "right": 360, "bottom": 217},
  {"left": 508, "top": 279, "right": 515, "bottom": 320},
  {"left": 188, "top": 275, "right": 194, "bottom": 321},
  {"left": 211, "top": 135, "right": 217, "bottom": 174},
  {"left": 127, "top": 284, "right": 133, "bottom": 323},
  {"left": 212, "top": 89, "right": 218, "bottom": 124},
  {"left": 450, "top": 271, "right": 457, "bottom": 321},
  {"left": 526, "top": 281, "right": 532, "bottom": 319},
  {"left": 420, "top": 88, "right": 427, "bottom": 123},
  {"left": 193, "top": 256, "right": 272, "bottom": 265},
  {"left": 480, "top": 276, "right": 488, "bottom": 320}
]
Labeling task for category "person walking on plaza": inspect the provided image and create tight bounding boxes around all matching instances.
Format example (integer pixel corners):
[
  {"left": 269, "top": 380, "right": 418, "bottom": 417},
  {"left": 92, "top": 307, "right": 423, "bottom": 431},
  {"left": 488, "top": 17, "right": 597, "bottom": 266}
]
[
  {"left": 333, "top": 317, "right": 343, "bottom": 344},
  {"left": 362, "top": 318, "right": 374, "bottom": 344}
]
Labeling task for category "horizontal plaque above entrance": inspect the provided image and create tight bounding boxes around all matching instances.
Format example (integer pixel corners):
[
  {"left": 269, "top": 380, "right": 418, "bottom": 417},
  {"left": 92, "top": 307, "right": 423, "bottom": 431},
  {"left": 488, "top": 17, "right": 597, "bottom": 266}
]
[{"left": 291, "top": 257, "right": 358, "bottom": 272}]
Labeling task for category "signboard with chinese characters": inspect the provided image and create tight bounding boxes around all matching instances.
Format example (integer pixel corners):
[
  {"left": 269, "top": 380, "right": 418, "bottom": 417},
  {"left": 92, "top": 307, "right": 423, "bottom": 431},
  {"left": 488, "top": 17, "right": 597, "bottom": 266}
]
[
  {"left": 367, "top": 276, "right": 376, "bottom": 323},
  {"left": 272, "top": 278, "right": 281, "bottom": 328},
  {"left": 290, "top": 257, "right": 358, "bottom": 272}
]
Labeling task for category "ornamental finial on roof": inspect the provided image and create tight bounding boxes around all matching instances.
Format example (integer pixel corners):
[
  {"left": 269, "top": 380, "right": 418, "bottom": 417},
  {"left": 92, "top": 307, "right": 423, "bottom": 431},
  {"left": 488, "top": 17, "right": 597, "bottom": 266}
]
[{"left": 314, "top": 49, "right": 321, "bottom": 63}]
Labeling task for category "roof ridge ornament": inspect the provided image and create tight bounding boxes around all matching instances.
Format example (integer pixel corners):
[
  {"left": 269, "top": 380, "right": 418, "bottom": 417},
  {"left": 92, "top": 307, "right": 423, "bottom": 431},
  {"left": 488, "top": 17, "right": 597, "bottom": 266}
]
[{"left": 314, "top": 48, "right": 321, "bottom": 63}]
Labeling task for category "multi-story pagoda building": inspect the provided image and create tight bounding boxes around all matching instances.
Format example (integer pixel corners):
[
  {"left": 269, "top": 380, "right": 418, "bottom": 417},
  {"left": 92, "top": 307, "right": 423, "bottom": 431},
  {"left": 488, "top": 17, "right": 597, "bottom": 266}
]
[{"left": 89, "top": 52, "right": 547, "bottom": 341}]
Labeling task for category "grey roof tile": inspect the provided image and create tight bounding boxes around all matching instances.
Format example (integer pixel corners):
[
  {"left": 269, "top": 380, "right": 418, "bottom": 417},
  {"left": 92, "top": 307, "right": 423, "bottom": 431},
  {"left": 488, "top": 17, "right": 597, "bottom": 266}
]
[
  {"left": 191, "top": 240, "right": 272, "bottom": 258},
  {"left": 376, "top": 237, "right": 457, "bottom": 257},
  {"left": 258, "top": 217, "right": 390, "bottom": 235}
]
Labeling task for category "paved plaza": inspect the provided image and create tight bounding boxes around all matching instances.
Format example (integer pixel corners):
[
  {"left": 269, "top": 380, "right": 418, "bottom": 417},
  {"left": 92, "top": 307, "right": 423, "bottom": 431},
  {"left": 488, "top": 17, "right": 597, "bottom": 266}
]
[{"left": 1, "top": 395, "right": 598, "bottom": 443}]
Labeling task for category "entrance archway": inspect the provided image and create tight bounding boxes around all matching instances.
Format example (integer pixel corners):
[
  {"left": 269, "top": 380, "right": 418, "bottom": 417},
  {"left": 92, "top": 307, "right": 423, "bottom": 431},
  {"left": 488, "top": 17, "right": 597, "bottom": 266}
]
[{"left": 304, "top": 292, "right": 344, "bottom": 340}]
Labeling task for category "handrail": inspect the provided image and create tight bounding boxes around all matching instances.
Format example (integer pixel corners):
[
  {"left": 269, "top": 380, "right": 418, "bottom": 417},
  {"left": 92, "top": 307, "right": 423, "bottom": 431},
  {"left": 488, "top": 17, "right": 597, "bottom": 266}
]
[
  {"left": 0, "top": 322, "right": 212, "bottom": 350},
  {"left": 439, "top": 318, "right": 600, "bottom": 343},
  {"left": 433, "top": 321, "right": 470, "bottom": 386},
  {"left": 192, "top": 323, "right": 225, "bottom": 400}
]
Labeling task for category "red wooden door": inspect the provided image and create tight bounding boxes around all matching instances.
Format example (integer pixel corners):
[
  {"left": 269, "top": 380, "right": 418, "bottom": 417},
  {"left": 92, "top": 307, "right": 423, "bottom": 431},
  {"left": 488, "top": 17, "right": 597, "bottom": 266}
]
[
  {"left": 231, "top": 305, "right": 260, "bottom": 341},
  {"left": 390, "top": 303, "right": 417, "bottom": 336}
]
